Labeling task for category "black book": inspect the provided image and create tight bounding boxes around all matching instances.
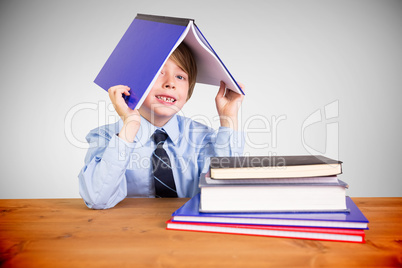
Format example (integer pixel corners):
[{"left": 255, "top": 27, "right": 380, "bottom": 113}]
[{"left": 209, "top": 155, "right": 342, "bottom": 179}]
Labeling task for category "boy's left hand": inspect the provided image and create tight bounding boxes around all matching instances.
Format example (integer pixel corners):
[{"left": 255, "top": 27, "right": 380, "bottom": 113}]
[{"left": 215, "top": 81, "right": 245, "bottom": 130}]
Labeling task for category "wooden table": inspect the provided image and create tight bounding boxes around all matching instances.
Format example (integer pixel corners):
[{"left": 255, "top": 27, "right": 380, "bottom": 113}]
[{"left": 1, "top": 198, "right": 401, "bottom": 268}]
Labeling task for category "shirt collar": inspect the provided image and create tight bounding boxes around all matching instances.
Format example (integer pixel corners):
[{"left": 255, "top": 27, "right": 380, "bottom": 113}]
[
  {"left": 161, "top": 115, "right": 179, "bottom": 146},
  {"left": 118, "top": 114, "right": 180, "bottom": 146}
]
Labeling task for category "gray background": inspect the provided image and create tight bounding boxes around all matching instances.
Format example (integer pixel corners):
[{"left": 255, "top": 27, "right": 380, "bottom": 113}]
[{"left": 0, "top": 0, "right": 401, "bottom": 199}]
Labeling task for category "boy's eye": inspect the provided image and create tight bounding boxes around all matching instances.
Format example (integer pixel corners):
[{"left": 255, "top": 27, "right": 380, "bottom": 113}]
[{"left": 176, "top": 75, "right": 186, "bottom": 80}]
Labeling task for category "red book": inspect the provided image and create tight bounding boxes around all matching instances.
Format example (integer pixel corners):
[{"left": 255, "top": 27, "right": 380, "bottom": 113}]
[{"left": 166, "top": 219, "right": 365, "bottom": 243}]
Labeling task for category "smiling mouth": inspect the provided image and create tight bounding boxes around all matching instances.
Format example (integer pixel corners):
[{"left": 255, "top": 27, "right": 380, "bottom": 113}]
[{"left": 156, "top": 95, "right": 176, "bottom": 103}]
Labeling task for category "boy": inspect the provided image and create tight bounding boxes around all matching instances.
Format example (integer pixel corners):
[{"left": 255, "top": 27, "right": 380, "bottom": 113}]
[{"left": 78, "top": 43, "right": 244, "bottom": 209}]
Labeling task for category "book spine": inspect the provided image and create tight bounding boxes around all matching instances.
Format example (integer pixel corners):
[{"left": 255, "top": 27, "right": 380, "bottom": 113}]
[{"left": 136, "top": 13, "right": 192, "bottom": 26}]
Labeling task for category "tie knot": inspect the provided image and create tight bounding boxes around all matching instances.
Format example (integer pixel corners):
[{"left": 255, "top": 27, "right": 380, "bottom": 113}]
[{"left": 153, "top": 129, "right": 168, "bottom": 145}]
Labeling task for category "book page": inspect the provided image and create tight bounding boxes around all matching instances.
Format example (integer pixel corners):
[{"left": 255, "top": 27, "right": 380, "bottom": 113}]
[
  {"left": 183, "top": 23, "right": 242, "bottom": 94},
  {"left": 205, "top": 176, "right": 339, "bottom": 185}
]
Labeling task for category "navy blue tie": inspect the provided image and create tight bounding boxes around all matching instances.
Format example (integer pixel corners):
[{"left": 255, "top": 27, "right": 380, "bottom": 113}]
[{"left": 152, "top": 129, "right": 178, "bottom": 197}]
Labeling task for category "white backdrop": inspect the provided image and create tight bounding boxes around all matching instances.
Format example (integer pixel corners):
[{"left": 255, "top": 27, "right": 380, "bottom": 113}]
[{"left": 0, "top": 0, "right": 401, "bottom": 198}]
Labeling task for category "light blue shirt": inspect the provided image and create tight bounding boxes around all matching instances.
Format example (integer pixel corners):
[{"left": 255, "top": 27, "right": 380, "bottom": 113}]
[{"left": 78, "top": 114, "right": 244, "bottom": 209}]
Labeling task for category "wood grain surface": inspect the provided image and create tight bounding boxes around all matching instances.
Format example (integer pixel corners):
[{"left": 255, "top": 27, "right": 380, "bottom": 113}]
[{"left": 1, "top": 197, "right": 401, "bottom": 267}]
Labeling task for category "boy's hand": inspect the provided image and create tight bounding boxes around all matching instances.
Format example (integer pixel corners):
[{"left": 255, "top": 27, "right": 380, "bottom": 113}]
[
  {"left": 215, "top": 81, "right": 245, "bottom": 130},
  {"left": 108, "top": 85, "right": 139, "bottom": 122},
  {"left": 108, "top": 85, "right": 141, "bottom": 143}
]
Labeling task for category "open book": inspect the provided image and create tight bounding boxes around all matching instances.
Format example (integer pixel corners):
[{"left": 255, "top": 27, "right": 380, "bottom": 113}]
[{"left": 94, "top": 13, "right": 244, "bottom": 110}]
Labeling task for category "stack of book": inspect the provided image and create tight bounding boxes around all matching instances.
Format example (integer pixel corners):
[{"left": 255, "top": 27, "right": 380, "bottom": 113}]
[{"left": 166, "top": 155, "right": 369, "bottom": 243}]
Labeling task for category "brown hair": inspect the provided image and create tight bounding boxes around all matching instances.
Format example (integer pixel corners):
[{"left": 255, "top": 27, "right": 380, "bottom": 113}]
[{"left": 170, "top": 43, "right": 197, "bottom": 100}]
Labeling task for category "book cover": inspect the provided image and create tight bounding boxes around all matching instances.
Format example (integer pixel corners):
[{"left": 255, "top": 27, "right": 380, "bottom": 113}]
[
  {"left": 198, "top": 173, "right": 348, "bottom": 213},
  {"left": 209, "top": 155, "right": 343, "bottom": 179},
  {"left": 94, "top": 13, "right": 244, "bottom": 110},
  {"left": 166, "top": 219, "right": 366, "bottom": 243},
  {"left": 172, "top": 193, "right": 369, "bottom": 229}
]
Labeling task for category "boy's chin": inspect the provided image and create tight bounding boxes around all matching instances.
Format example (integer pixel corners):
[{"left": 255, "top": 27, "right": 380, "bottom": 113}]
[
  {"left": 151, "top": 109, "right": 178, "bottom": 119},
  {"left": 152, "top": 105, "right": 182, "bottom": 115}
]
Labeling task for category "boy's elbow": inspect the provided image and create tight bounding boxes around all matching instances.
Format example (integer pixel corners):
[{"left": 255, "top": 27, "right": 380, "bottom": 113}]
[
  {"left": 79, "top": 188, "right": 113, "bottom": 210},
  {"left": 88, "top": 202, "right": 111, "bottom": 210},
  {"left": 82, "top": 198, "right": 113, "bottom": 210}
]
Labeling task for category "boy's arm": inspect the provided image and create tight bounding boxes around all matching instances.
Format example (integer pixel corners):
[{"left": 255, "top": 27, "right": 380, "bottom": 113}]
[
  {"left": 109, "top": 85, "right": 141, "bottom": 143},
  {"left": 78, "top": 128, "right": 134, "bottom": 209},
  {"left": 198, "top": 126, "right": 245, "bottom": 174},
  {"left": 78, "top": 85, "right": 142, "bottom": 209},
  {"left": 215, "top": 81, "right": 245, "bottom": 131},
  {"left": 196, "top": 81, "right": 245, "bottom": 172}
]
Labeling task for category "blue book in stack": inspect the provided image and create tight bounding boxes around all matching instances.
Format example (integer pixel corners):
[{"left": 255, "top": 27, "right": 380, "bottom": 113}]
[{"left": 170, "top": 193, "right": 368, "bottom": 229}]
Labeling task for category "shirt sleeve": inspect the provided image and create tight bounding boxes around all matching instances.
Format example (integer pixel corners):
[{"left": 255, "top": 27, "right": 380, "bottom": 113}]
[
  {"left": 215, "top": 126, "right": 244, "bottom": 156},
  {"left": 78, "top": 128, "right": 135, "bottom": 209},
  {"left": 198, "top": 126, "right": 245, "bottom": 173}
]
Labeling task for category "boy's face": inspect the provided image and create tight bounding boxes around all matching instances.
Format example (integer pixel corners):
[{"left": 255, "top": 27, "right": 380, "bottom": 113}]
[{"left": 139, "top": 58, "right": 189, "bottom": 126}]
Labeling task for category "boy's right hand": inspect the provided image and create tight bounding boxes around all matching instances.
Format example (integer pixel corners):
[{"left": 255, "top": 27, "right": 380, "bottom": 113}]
[
  {"left": 108, "top": 85, "right": 140, "bottom": 122},
  {"left": 108, "top": 85, "right": 141, "bottom": 143}
]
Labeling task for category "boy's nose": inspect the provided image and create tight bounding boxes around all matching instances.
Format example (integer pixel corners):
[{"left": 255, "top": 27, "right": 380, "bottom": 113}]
[{"left": 163, "top": 79, "right": 175, "bottom": 89}]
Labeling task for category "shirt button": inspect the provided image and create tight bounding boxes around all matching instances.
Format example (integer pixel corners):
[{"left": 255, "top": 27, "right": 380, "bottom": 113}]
[{"left": 120, "top": 151, "right": 126, "bottom": 157}]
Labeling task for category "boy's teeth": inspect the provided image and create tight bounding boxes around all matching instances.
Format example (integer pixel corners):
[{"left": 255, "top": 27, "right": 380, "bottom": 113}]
[{"left": 157, "top": 96, "right": 175, "bottom": 102}]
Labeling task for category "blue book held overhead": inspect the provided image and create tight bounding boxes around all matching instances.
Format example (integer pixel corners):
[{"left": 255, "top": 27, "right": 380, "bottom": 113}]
[{"left": 94, "top": 13, "right": 244, "bottom": 110}]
